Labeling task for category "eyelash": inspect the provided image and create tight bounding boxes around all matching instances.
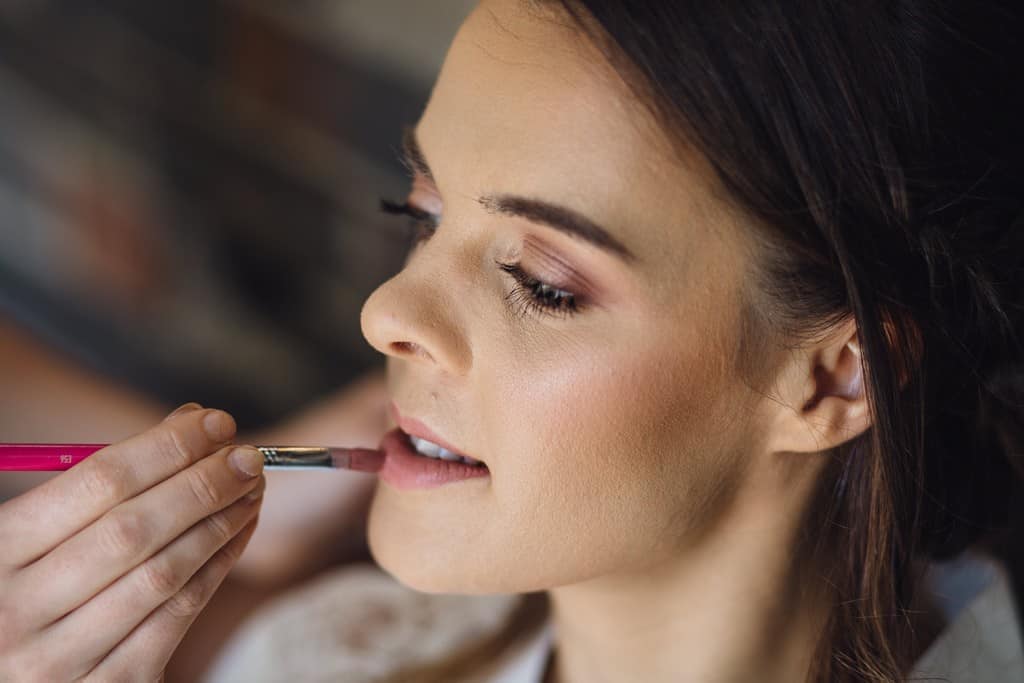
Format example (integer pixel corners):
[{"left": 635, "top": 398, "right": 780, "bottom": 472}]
[
  {"left": 379, "top": 198, "right": 438, "bottom": 247},
  {"left": 379, "top": 198, "right": 582, "bottom": 320}
]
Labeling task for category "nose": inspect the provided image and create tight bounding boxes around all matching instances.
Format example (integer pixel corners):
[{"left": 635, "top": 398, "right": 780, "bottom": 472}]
[{"left": 360, "top": 266, "right": 472, "bottom": 376}]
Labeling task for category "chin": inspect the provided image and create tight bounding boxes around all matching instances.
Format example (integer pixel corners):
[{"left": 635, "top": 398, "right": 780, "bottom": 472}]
[{"left": 365, "top": 486, "right": 505, "bottom": 595}]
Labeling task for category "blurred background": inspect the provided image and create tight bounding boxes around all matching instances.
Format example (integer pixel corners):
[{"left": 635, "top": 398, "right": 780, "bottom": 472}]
[
  {"left": 0, "top": 4, "right": 477, "bottom": 679},
  {"left": 0, "top": 0, "right": 474, "bottom": 430}
]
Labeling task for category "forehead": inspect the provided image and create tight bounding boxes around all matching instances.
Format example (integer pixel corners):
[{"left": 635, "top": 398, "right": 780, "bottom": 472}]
[{"left": 418, "top": 0, "right": 740, "bottom": 278}]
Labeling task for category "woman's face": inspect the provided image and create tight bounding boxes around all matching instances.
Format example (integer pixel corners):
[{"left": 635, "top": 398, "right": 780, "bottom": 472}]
[{"left": 360, "top": 0, "right": 774, "bottom": 594}]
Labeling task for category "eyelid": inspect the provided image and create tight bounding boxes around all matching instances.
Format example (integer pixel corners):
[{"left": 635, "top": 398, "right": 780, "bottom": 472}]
[
  {"left": 402, "top": 197, "right": 597, "bottom": 301},
  {"left": 518, "top": 238, "right": 603, "bottom": 299},
  {"left": 379, "top": 193, "right": 585, "bottom": 320},
  {"left": 380, "top": 198, "right": 433, "bottom": 220},
  {"left": 498, "top": 260, "right": 582, "bottom": 319},
  {"left": 383, "top": 158, "right": 616, "bottom": 317},
  {"left": 406, "top": 173, "right": 443, "bottom": 216}
]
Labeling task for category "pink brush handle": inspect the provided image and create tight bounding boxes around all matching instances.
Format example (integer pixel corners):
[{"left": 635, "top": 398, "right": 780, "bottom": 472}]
[
  {"left": 0, "top": 444, "right": 105, "bottom": 471},
  {"left": 0, "top": 443, "right": 385, "bottom": 472}
]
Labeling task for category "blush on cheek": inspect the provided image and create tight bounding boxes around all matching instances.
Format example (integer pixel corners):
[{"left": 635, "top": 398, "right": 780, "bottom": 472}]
[
  {"left": 488, "top": 332, "right": 740, "bottom": 579},
  {"left": 511, "top": 326, "right": 728, "bottom": 478}
]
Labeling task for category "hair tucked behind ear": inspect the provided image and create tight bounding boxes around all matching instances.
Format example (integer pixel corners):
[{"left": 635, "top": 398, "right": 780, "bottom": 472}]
[{"left": 548, "top": 1, "right": 1024, "bottom": 681}]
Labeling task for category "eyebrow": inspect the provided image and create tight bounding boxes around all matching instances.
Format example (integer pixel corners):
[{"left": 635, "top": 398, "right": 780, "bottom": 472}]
[{"left": 399, "top": 126, "right": 636, "bottom": 262}]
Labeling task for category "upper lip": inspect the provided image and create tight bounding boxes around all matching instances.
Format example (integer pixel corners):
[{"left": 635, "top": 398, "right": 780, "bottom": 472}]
[{"left": 389, "top": 401, "right": 478, "bottom": 462}]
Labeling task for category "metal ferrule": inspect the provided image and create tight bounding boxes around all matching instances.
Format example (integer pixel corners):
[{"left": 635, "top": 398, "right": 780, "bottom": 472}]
[{"left": 256, "top": 446, "right": 333, "bottom": 469}]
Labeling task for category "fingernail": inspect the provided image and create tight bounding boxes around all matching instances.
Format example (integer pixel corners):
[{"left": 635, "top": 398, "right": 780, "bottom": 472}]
[
  {"left": 203, "top": 410, "right": 236, "bottom": 442},
  {"left": 244, "top": 477, "right": 266, "bottom": 502},
  {"left": 228, "top": 446, "right": 264, "bottom": 479},
  {"left": 164, "top": 402, "right": 202, "bottom": 421}
]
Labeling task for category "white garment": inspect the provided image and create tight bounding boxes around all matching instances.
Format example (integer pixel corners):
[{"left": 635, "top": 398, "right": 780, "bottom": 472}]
[
  {"left": 205, "top": 552, "right": 1023, "bottom": 682},
  {"left": 911, "top": 552, "right": 1024, "bottom": 682}
]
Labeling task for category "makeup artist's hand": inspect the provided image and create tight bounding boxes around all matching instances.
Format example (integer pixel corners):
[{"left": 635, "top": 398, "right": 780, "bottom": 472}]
[
  {"left": 230, "top": 367, "right": 389, "bottom": 585},
  {"left": 0, "top": 403, "right": 264, "bottom": 681}
]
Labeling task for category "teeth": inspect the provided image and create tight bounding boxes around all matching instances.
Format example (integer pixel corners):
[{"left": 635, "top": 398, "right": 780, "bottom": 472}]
[
  {"left": 409, "top": 435, "right": 459, "bottom": 460},
  {"left": 409, "top": 434, "right": 484, "bottom": 467},
  {"left": 409, "top": 435, "right": 440, "bottom": 458}
]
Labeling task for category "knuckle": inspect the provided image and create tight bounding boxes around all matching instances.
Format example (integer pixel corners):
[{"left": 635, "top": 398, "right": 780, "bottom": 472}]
[
  {"left": 139, "top": 557, "right": 181, "bottom": 600},
  {"left": 219, "top": 518, "right": 257, "bottom": 566},
  {"left": 162, "top": 583, "right": 207, "bottom": 620},
  {"left": 204, "top": 510, "right": 234, "bottom": 545},
  {"left": 98, "top": 511, "right": 146, "bottom": 559},
  {"left": 184, "top": 467, "right": 222, "bottom": 511},
  {"left": 218, "top": 535, "right": 247, "bottom": 565},
  {"left": 156, "top": 424, "right": 195, "bottom": 471},
  {"left": 78, "top": 465, "right": 126, "bottom": 506}
]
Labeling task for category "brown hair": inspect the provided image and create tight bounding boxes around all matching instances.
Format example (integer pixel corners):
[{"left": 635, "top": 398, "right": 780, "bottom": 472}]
[{"left": 550, "top": 1, "right": 1024, "bottom": 680}]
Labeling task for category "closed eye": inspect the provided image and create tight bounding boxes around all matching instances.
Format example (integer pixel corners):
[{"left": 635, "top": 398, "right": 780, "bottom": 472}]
[{"left": 377, "top": 196, "right": 583, "bottom": 320}]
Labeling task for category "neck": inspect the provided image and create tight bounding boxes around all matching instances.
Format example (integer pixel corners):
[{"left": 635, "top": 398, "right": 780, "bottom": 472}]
[{"left": 544, "top": 457, "right": 831, "bottom": 683}]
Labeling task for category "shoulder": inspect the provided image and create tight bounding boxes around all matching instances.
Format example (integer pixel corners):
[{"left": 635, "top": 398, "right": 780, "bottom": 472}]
[
  {"left": 203, "top": 564, "right": 520, "bottom": 683},
  {"left": 911, "top": 552, "right": 1024, "bottom": 683}
]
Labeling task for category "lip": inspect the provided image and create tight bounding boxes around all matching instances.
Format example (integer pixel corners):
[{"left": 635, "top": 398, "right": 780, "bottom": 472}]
[
  {"left": 388, "top": 402, "right": 481, "bottom": 464},
  {"left": 377, "top": 427, "right": 490, "bottom": 490}
]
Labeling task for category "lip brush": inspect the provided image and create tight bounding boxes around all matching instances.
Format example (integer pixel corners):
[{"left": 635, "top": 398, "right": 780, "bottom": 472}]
[{"left": 0, "top": 443, "right": 385, "bottom": 472}]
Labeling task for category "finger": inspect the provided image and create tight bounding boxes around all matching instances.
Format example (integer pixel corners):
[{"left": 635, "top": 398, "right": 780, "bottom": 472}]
[
  {"left": 82, "top": 515, "right": 261, "bottom": 683},
  {"left": 0, "top": 407, "right": 236, "bottom": 568},
  {"left": 18, "top": 445, "right": 264, "bottom": 628},
  {"left": 39, "top": 482, "right": 263, "bottom": 680},
  {"left": 162, "top": 402, "right": 204, "bottom": 422}
]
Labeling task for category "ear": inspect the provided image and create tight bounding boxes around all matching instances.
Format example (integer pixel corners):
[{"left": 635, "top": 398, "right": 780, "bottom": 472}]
[{"left": 765, "top": 320, "right": 871, "bottom": 455}]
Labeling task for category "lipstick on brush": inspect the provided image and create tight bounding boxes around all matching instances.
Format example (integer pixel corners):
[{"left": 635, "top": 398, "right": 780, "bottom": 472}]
[{"left": 0, "top": 444, "right": 385, "bottom": 472}]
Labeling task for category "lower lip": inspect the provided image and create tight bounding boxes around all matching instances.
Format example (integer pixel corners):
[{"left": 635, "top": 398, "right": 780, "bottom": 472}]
[{"left": 377, "top": 427, "right": 490, "bottom": 490}]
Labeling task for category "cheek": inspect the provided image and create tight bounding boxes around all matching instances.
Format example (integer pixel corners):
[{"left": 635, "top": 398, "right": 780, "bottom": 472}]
[
  {"left": 367, "top": 312, "right": 752, "bottom": 595},
  {"left": 480, "top": 322, "right": 747, "bottom": 586}
]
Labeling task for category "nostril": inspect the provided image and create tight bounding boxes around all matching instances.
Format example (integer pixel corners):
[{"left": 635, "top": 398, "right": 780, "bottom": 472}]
[
  {"left": 390, "top": 341, "right": 412, "bottom": 354},
  {"left": 391, "top": 341, "right": 434, "bottom": 362}
]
